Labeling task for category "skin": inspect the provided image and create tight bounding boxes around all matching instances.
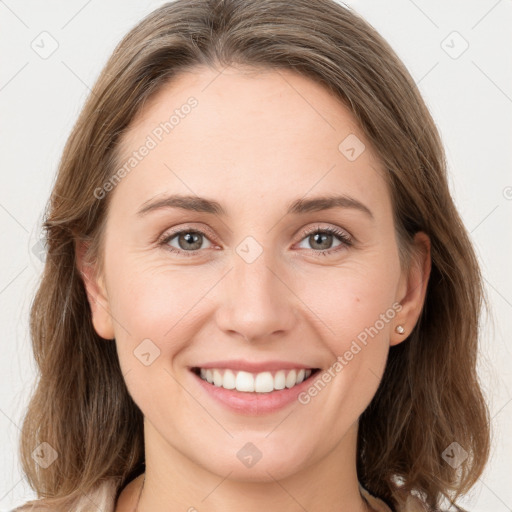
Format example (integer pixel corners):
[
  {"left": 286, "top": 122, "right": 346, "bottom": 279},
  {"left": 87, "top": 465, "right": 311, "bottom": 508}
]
[{"left": 78, "top": 65, "right": 431, "bottom": 512}]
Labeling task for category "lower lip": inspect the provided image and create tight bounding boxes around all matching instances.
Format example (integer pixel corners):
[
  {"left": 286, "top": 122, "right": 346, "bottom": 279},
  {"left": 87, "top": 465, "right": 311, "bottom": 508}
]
[{"left": 190, "top": 369, "right": 320, "bottom": 415}]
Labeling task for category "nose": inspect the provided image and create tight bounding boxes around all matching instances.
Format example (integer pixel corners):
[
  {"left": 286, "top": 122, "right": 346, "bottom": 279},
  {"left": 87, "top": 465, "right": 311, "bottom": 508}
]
[{"left": 215, "top": 247, "right": 297, "bottom": 343}]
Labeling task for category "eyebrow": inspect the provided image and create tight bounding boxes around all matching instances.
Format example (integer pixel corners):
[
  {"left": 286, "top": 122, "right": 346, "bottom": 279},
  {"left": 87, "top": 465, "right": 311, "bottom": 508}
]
[{"left": 136, "top": 193, "right": 374, "bottom": 220}]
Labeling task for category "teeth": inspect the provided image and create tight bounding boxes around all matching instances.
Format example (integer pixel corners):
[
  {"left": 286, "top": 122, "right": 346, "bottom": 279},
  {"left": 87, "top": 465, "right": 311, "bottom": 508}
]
[
  {"left": 274, "top": 370, "right": 286, "bottom": 390},
  {"left": 213, "top": 369, "right": 223, "bottom": 387},
  {"left": 222, "top": 369, "right": 236, "bottom": 389},
  {"left": 285, "top": 369, "right": 297, "bottom": 388},
  {"left": 254, "top": 371, "right": 274, "bottom": 393},
  {"left": 236, "top": 370, "right": 255, "bottom": 392},
  {"left": 197, "top": 368, "right": 314, "bottom": 393}
]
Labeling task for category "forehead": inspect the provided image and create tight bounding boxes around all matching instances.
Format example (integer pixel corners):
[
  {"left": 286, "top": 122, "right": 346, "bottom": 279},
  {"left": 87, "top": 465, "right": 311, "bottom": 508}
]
[{"left": 112, "top": 65, "right": 391, "bottom": 220}]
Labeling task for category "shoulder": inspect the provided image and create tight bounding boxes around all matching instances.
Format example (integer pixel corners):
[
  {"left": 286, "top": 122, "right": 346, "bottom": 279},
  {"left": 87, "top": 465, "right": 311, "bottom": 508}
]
[
  {"left": 359, "top": 482, "right": 426, "bottom": 512},
  {"left": 11, "top": 478, "right": 120, "bottom": 512},
  {"left": 359, "top": 484, "right": 394, "bottom": 512}
]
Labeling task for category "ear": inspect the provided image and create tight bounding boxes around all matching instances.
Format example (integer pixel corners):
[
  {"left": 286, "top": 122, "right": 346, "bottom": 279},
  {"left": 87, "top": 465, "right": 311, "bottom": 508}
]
[
  {"left": 75, "top": 239, "right": 115, "bottom": 340},
  {"left": 391, "top": 231, "right": 431, "bottom": 346}
]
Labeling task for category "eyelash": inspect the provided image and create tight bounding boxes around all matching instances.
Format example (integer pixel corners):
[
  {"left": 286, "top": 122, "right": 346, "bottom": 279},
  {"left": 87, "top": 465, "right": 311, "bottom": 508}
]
[{"left": 157, "top": 224, "right": 353, "bottom": 258}]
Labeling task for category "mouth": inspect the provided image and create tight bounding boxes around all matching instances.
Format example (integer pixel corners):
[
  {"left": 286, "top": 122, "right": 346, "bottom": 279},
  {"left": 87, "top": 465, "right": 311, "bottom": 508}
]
[{"left": 190, "top": 366, "right": 321, "bottom": 393}]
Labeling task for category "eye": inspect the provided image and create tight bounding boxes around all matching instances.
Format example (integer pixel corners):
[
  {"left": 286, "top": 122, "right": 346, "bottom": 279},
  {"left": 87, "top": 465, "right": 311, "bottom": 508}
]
[
  {"left": 158, "top": 228, "right": 215, "bottom": 257},
  {"left": 296, "top": 225, "right": 353, "bottom": 256},
  {"left": 158, "top": 224, "right": 353, "bottom": 258}
]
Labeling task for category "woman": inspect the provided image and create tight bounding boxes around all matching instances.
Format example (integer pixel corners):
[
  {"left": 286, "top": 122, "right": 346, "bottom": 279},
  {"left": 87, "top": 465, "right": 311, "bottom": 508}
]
[{"left": 14, "top": 0, "right": 491, "bottom": 511}]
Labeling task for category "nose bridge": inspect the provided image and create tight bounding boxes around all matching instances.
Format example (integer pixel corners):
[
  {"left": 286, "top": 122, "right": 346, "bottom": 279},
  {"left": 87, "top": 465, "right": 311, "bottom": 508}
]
[{"left": 216, "top": 239, "right": 296, "bottom": 341}]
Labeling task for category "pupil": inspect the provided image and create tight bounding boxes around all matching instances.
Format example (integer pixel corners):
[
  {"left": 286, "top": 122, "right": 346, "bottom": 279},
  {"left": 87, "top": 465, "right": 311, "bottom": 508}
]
[
  {"left": 312, "top": 233, "right": 331, "bottom": 250},
  {"left": 180, "top": 232, "right": 201, "bottom": 250}
]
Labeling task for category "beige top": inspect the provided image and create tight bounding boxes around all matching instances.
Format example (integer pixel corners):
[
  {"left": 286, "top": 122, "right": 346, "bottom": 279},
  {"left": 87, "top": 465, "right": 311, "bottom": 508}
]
[
  {"left": 359, "top": 483, "right": 394, "bottom": 512},
  {"left": 14, "top": 478, "right": 425, "bottom": 511},
  {"left": 359, "top": 483, "right": 426, "bottom": 512}
]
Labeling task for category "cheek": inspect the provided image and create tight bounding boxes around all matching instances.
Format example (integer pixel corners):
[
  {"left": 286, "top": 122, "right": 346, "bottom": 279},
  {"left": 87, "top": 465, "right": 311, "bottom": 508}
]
[
  {"left": 109, "top": 259, "right": 209, "bottom": 334},
  {"left": 297, "top": 268, "right": 398, "bottom": 414},
  {"left": 108, "top": 264, "right": 199, "bottom": 413},
  {"left": 296, "top": 261, "right": 399, "bottom": 363},
  {"left": 107, "top": 258, "right": 224, "bottom": 380}
]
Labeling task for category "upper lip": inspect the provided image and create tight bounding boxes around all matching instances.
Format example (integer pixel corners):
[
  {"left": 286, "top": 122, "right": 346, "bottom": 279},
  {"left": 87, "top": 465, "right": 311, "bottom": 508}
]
[{"left": 190, "top": 359, "right": 319, "bottom": 373}]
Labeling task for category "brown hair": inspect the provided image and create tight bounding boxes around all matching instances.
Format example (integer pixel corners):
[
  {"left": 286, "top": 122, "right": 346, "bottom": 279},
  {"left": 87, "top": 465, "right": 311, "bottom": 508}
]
[{"left": 15, "top": 0, "right": 491, "bottom": 510}]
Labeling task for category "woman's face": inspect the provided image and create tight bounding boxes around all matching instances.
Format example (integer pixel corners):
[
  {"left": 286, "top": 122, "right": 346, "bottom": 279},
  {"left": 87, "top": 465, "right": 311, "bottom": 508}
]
[{"left": 83, "top": 66, "right": 429, "bottom": 482}]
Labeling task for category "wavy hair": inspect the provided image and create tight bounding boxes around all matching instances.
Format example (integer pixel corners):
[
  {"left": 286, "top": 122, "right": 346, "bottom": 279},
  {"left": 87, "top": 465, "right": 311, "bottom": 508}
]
[{"left": 15, "top": 0, "right": 491, "bottom": 510}]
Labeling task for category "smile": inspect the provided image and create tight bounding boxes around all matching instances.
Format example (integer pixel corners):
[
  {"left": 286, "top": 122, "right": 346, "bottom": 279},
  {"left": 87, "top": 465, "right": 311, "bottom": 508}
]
[{"left": 191, "top": 367, "right": 320, "bottom": 393}]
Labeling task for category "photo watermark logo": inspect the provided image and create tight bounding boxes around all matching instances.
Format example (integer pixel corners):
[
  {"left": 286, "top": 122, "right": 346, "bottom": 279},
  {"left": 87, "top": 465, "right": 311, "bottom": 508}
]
[{"left": 297, "top": 301, "right": 403, "bottom": 405}]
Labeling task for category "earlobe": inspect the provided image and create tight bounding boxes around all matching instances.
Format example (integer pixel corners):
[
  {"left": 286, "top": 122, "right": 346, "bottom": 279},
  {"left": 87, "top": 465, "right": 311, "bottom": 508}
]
[
  {"left": 391, "top": 232, "right": 431, "bottom": 346},
  {"left": 75, "top": 240, "right": 115, "bottom": 340}
]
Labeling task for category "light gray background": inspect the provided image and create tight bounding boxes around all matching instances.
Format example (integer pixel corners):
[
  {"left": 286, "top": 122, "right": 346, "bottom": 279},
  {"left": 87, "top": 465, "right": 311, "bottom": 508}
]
[{"left": 1, "top": 1, "right": 511, "bottom": 510}]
